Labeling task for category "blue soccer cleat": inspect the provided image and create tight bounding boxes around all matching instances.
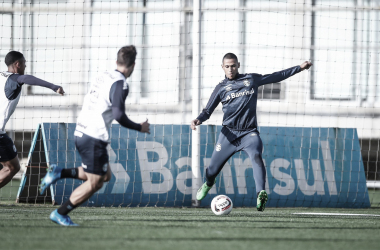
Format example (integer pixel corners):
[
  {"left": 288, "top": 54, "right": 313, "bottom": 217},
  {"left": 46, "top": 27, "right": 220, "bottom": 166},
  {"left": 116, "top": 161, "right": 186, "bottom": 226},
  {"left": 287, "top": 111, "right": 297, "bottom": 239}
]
[
  {"left": 50, "top": 209, "right": 78, "bottom": 227},
  {"left": 39, "top": 164, "right": 62, "bottom": 195}
]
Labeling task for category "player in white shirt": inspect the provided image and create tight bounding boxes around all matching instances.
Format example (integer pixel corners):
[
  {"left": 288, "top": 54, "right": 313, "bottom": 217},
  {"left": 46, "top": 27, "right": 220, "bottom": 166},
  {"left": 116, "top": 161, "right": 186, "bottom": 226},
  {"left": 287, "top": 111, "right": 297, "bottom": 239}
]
[
  {"left": 40, "top": 45, "right": 149, "bottom": 226},
  {"left": 0, "top": 51, "right": 64, "bottom": 190}
]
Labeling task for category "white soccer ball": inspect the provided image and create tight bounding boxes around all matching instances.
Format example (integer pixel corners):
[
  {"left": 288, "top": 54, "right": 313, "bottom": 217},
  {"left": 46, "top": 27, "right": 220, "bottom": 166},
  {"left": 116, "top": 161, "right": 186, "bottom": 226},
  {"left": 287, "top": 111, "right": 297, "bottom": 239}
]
[{"left": 211, "top": 195, "right": 233, "bottom": 216}]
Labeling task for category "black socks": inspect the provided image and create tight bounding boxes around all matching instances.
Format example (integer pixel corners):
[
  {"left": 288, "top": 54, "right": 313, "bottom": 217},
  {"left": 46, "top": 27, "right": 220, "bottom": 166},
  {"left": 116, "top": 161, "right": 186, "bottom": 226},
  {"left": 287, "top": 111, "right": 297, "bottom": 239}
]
[
  {"left": 57, "top": 200, "right": 78, "bottom": 216},
  {"left": 61, "top": 168, "right": 79, "bottom": 179}
]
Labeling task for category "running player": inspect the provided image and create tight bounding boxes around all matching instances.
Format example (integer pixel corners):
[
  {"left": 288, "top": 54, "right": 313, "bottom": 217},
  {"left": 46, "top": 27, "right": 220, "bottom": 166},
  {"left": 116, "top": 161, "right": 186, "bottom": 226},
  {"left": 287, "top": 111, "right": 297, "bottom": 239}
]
[
  {"left": 0, "top": 51, "right": 64, "bottom": 189},
  {"left": 192, "top": 53, "right": 312, "bottom": 211},
  {"left": 40, "top": 45, "right": 150, "bottom": 226}
]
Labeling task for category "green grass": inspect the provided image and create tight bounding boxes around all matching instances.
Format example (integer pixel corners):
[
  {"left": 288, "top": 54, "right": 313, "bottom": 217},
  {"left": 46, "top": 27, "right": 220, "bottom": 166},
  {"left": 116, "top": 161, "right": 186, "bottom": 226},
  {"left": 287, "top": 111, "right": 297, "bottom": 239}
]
[
  {"left": 0, "top": 179, "right": 20, "bottom": 203},
  {"left": 368, "top": 189, "right": 380, "bottom": 207},
  {"left": 0, "top": 205, "right": 379, "bottom": 250},
  {"left": 1, "top": 180, "right": 380, "bottom": 250}
]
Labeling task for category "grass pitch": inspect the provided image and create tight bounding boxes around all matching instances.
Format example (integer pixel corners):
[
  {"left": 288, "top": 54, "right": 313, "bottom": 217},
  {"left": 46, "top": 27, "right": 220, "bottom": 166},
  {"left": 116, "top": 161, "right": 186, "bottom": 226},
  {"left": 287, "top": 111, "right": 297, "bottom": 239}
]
[
  {"left": 1, "top": 180, "right": 380, "bottom": 250},
  {"left": 0, "top": 205, "right": 379, "bottom": 250}
]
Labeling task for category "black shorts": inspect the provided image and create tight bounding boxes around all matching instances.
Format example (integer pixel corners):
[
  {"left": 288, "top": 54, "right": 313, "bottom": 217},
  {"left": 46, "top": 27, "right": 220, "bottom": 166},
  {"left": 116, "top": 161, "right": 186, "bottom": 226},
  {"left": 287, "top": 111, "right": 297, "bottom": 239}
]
[
  {"left": 74, "top": 132, "right": 109, "bottom": 176},
  {"left": 0, "top": 133, "right": 18, "bottom": 162}
]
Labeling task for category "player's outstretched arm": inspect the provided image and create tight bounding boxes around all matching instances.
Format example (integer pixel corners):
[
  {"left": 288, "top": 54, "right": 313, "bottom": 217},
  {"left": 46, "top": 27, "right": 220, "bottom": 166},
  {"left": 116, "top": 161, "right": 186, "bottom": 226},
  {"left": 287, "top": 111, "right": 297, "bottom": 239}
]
[
  {"left": 256, "top": 61, "right": 313, "bottom": 86},
  {"left": 300, "top": 61, "right": 313, "bottom": 71},
  {"left": 191, "top": 84, "right": 222, "bottom": 131},
  {"left": 110, "top": 80, "right": 150, "bottom": 134},
  {"left": 16, "top": 75, "right": 64, "bottom": 95}
]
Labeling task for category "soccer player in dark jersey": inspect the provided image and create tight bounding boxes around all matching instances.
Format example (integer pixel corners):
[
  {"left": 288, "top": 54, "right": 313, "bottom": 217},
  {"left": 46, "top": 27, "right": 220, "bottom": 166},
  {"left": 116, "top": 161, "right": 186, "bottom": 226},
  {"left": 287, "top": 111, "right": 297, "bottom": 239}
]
[
  {"left": 40, "top": 45, "right": 150, "bottom": 226},
  {"left": 191, "top": 53, "right": 312, "bottom": 211},
  {"left": 0, "top": 51, "right": 64, "bottom": 190}
]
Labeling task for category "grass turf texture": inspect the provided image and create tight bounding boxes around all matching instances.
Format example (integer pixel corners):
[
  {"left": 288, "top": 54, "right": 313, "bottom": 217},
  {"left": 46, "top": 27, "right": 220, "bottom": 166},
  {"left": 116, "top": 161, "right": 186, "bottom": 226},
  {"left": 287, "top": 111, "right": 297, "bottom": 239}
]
[
  {"left": 0, "top": 205, "right": 379, "bottom": 250},
  {"left": 1, "top": 179, "right": 380, "bottom": 250}
]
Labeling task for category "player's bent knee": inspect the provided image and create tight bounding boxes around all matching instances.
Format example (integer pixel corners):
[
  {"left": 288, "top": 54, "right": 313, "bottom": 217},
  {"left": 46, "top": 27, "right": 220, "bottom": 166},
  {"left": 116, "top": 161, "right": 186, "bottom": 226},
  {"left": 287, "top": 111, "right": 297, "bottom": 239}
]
[
  {"left": 90, "top": 179, "right": 104, "bottom": 191},
  {"left": 103, "top": 174, "right": 111, "bottom": 182},
  {"left": 95, "top": 182, "right": 104, "bottom": 190},
  {"left": 13, "top": 163, "right": 21, "bottom": 172},
  {"left": 2, "top": 161, "right": 20, "bottom": 173},
  {"left": 103, "top": 169, "right": 111, "bottom": 182}
]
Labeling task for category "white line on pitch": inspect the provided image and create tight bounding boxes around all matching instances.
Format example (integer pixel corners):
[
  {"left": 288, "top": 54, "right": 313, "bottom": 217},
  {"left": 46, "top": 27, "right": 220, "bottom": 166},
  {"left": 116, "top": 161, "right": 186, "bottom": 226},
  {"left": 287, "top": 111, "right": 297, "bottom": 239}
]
[{"left": 293, "top": 213, "right": 380, "bottom": 217}]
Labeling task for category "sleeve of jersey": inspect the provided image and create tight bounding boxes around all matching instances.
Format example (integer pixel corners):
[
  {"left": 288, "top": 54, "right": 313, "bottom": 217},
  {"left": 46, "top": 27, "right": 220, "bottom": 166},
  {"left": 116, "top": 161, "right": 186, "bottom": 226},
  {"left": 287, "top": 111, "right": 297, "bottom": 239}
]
[
  {"left": 16, "top": 75, "right": 61, "bottom": 92},
  {"left": 196, "top": 85, "right": 222, "bottom": 123},
  {"left": 110, "top": 80, "right": 142, "bottom": 131},
  {"left": 255, "top": 65, "right": 302, "bottom": 86}
]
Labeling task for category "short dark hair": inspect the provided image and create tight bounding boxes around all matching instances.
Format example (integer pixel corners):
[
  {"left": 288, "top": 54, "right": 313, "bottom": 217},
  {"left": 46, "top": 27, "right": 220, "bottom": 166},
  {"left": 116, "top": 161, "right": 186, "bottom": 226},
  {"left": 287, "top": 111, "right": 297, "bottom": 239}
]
[
  {"left": 117, "top": 45, "right": 137, "bottom": 67},
  {"left": 5, "top": 51, "right": 24, "bottom": 66},
  {"left": 222, "top": 53, "right": 238, "bottom": 63}
]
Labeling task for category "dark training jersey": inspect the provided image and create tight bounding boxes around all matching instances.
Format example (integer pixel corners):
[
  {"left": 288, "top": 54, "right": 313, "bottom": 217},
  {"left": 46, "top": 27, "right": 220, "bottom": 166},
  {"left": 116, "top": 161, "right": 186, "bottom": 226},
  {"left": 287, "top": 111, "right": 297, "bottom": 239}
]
[{"left": 197, "top": 65, "right": 301, "bottom": 135}]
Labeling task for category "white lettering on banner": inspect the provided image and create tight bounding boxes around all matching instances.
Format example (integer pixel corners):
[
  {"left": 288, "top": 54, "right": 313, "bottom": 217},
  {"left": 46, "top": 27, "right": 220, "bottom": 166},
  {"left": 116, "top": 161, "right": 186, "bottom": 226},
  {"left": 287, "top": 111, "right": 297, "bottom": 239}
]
[
  {"left": 271, "top": 158, "right": 295, "bottom": 195},
  {"left": 175, "top": 157, "right": 192, "bottom": 195},
  {"left": 98, "top": 145, "right": 130, "bottom": 194},
  {"left": 136, "top": 141, "right": 174, "bottom": 194},
  {"left": 320, "top": 141, "right": 338, "bottom": 195},
  {"left": 98, "top": 140, "right": 337, "bottom": 196},
  {"left": 203, "top": 158, "right": 234, "bottom": 194},
  {"left": 294, "top": 159, "right": 325, "bottom": 195}
]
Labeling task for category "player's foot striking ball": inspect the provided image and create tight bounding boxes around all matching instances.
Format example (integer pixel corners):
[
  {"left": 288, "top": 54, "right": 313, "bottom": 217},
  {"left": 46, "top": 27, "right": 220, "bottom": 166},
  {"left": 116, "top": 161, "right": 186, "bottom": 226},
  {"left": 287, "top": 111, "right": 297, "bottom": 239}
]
[
  {"left": 190, "top": 53, "right": 312, "bottom": 211},
  {"left": 256, "top": 190, "right": 268, "bottom": 212},
  {"left": 39, "top": 164, "right": 62, "bottom": 195},
  {"left": 196, "top": 181, "right": 215, "bottom": 201},
  {"left": 50, "top": 209, "right": 78, "bottom": 227}
]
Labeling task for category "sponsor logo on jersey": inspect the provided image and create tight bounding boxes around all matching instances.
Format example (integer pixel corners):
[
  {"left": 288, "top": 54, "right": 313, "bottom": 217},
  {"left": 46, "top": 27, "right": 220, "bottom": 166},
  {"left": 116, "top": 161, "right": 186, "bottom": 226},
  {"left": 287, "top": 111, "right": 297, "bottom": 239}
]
[
  {"left": 225, "top": 88, "right": 255, "bottom": 101},
  {"left": 103, "top": 163, "right": 108, "bottom": 172},
  {"left": 216, "top": 143, "right": 222, "bottom": 152},
  {"left": 243, "top": 79, "right": 250, "bottom": 86},
  {"left": 224, "top": 84, "right": 233, "bottom": 92}
]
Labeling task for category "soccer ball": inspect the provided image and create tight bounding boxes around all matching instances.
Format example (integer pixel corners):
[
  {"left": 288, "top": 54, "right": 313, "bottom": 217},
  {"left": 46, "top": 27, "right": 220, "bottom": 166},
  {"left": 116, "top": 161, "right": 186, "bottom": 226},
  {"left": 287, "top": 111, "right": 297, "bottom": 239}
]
[{"left": 211, "top": 195, "right": 233, "bottom": 216}]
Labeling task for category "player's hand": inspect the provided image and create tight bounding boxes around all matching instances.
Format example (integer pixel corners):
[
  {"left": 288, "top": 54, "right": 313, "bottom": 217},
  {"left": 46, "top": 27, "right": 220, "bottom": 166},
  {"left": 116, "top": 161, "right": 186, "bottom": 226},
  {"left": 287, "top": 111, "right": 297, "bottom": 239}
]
[
  {"left": 300, "top": 61, "right": 313, "bottom": 71},
  {"left": 140, "top": 119, "right": 150, "bottom": 134},
  {"left": 191, "top": 119, "right": 201, "bottom": 130},
  {"left": 56, "top": 87, "right": 65, "bottom": 96}
]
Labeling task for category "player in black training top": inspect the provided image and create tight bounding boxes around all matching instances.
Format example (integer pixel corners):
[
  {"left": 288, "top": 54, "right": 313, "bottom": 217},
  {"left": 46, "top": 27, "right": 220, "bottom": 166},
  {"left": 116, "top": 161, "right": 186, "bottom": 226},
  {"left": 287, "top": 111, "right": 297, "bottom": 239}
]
[{"left": 191, "top": 53, "right": 312, "bottom": 211}]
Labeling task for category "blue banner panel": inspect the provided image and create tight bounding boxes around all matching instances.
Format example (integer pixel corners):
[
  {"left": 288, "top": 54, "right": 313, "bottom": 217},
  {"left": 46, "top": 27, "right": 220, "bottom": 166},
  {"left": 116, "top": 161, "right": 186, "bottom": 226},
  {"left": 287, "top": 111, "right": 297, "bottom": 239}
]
[{"left": 41, "top": 123, "right": 370, "bottom": 208}]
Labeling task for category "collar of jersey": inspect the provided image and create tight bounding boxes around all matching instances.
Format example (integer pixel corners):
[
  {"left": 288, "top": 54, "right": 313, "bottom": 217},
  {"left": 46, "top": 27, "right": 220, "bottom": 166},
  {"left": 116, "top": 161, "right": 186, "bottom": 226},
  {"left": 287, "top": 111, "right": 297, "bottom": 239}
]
[{"left": 225, "top": 73, "right": 242, "bottom": 81}]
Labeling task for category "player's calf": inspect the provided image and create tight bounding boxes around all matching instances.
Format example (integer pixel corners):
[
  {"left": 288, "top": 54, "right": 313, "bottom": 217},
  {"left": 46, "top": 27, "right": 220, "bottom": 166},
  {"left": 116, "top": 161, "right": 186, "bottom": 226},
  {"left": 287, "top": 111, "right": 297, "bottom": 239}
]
[{"left": 0, "top": 156, "right": 21, "bottom": 188}]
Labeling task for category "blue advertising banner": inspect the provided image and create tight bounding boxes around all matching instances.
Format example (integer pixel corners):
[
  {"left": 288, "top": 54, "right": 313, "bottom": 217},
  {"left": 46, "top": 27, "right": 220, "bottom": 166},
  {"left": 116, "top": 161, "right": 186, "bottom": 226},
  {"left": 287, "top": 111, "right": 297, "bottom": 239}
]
[{"left": 39, "top": 123, "right": 370, "bottom": 208}]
